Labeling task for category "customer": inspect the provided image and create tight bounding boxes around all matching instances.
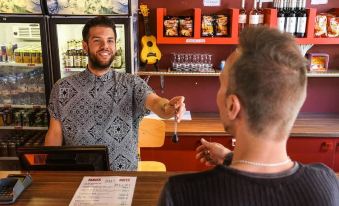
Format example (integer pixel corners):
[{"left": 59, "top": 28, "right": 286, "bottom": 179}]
[
  {"left": 158, "top": 27, "right": 339, "bottom": 206},
  {"left": 45, "top": 16, "right": 185, "bottom": 171}
]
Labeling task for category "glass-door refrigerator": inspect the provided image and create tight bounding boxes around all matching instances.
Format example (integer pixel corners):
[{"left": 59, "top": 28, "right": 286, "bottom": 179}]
[
  {"left": 46, "top": 0, "right": 137, "bottom": 81},
  {"left": 0, "top": 0, "right": 51, "bottom": 169}
]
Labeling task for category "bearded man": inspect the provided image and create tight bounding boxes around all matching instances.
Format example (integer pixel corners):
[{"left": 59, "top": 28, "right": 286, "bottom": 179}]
[{"left": 45, "top": 16, "right": 185, "bottom": 171}]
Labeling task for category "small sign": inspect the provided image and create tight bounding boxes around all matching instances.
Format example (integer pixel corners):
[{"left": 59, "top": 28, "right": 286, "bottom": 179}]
[
  {"left": 186, "top": 39, "right": 206, "bottom": 43},
  {"left": 203, "top": 0, "right": 220, "bottom": 7},
  {"left": 311, "top": 0, "right": 328, "bottom": 5},
  {"left": 69, "top": 176, "right": 137, "bottom": 206}
]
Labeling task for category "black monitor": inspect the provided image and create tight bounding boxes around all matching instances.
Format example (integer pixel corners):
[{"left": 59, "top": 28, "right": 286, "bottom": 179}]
[{"left": 16, "top": 146, "right": 110, "bottom": 171}]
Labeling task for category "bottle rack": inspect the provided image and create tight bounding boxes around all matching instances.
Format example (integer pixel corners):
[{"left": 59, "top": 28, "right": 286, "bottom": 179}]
[
  {"left": 265, "top": 8, "right": 339, "bottom": 44},
  {"left": 156, "top": 7, "right": 339, "bottom": 45}
]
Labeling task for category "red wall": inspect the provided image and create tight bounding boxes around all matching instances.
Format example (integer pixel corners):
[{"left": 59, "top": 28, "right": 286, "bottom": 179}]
[{"left": 140, "top": 0, "right": 339, "bottom": 113}]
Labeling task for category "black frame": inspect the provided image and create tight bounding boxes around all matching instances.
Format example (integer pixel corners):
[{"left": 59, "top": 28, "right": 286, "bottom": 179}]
[
  {"left": 0, "top": 14, "right": 53, "bottom": 107},
  {"left": 48, "top": 15, "right": 132, "bottom": 82},
  {"left": 16, "top": 145, "right": 110, "bottom": 171}
]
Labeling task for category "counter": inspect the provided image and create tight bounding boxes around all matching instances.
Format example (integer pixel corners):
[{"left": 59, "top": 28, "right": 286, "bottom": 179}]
[{"left": 163, "top": 113, "right": 339, "bottom": 137}]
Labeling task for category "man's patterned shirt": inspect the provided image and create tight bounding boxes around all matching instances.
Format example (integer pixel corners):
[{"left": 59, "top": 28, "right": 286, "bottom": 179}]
[{"left": 48, "top": 69, "right": 153, "bottom": 171}]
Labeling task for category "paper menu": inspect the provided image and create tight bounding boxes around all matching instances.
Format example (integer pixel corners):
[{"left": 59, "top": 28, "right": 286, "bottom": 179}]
[{"left": 69, "top": 176, "right": 137, "bottom": 206}]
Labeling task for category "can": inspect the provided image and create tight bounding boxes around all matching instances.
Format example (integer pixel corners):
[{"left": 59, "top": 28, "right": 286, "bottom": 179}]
[
  {"left": 31, "top": 49, "right": 38, "bottom": 64},
  {"left": 14, "top": 48, "right": 22, "bottom": 63},
  {"left": 37, "top": 49, "right": 42, "bottom": 64},
  {"left": 22, "top": 49, "right": 31, "bottom": 63}
]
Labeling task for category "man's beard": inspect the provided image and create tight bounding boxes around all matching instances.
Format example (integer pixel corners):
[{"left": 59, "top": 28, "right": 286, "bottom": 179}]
[{"left": 88, "top": 48, "right": 115, "bottom": 71}]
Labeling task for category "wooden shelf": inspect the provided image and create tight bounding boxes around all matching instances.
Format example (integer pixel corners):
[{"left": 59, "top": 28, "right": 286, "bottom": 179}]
[
  {"left": 307, "top": 70, "right": 339, "bottom": 77},
  {"left": 137, "top": 70, "right": 221, "bottom": 76},
  {"left": 138, "top": 70, "right": 339, "bottom": 77},
  {"left": 157, "top": 8, "right": 239, "bottom": 44}
]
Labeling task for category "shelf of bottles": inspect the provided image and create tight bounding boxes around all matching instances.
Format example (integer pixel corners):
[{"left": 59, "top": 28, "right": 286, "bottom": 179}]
[
  {"left": 0, "top": 130, "right": 46, "bottom": 160},
  {"left": 268, "top": 0, "right": 339, "bottom": 44}
]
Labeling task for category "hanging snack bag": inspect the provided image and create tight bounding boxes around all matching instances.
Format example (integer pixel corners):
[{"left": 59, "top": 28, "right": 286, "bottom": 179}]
[
  {"left": 214, "top": 15, "right": 228, "bottom": 37},
  {"left": 327, "top": 15, "right": 339, "bottom": 37},
  {"left": 179, "top": 16, "right": 193, "bottom": 37},
  {"left": 314, "top": 14, "right": 327, "bottom": 37},
  {"left": 164, "top": 16, "right": 179, "bottom": 37},
  {"left": 201, "top": 15, "right": 214, "bottom": 37}
]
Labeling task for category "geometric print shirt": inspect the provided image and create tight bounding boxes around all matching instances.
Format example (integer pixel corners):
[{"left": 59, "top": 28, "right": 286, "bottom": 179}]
[{"left": 48, "top": 68, "right": 153, "bottom": 171}]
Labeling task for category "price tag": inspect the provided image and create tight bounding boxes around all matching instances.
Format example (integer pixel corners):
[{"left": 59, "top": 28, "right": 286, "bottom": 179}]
[
  {"left": 186, "top": 39, "right": 206, "bottom": 43},
  {"left": 203, "top": 0, "right": 220, "bottom": 7},
  {"left": 311, "top": 0, "right": 328, "bottom": 4}
]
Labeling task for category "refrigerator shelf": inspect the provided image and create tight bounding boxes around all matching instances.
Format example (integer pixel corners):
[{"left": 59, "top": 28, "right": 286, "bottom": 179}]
[
  {"left": 0, "top": 104, "right": 46, "bottom": 109},
  {"left": 0, "top": 157, "right": 19, "bottom": 161},
  {"left": 0, "top": 62, "right": 43, "bottom": 68},
  {"left": 0, "top": 126, "right": 48, "bottom": 131},
  {"left": 64, "top": 67, "right": 86, "bottom": 72}
]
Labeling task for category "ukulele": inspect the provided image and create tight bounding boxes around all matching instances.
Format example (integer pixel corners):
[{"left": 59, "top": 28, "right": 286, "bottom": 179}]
[{"left": 139, "top": 4, "right": 162, "bottom": 65}]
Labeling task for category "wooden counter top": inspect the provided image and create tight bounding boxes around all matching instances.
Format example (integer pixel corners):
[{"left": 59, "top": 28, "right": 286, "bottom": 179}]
[
  {"left": 0, "top": 171, "right": 177, "bottom": 206},
  {"left": 163, "top": 113, "right": 339, "bottom": 137}
]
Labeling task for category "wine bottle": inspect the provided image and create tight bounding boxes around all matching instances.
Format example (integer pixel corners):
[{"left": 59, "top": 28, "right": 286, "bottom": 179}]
[
  {"left": 239, "top": 0, "right": 247, "bottom": 33},
  {"left": 277, "top": 0, "right": 286, "bottom": 32},
  {"left": 285, "top": 0, "right": 297, "bottom": 36},
  {"left": 249, "top": 0, "right": 260, "bottom": 27},
  {"left": 296, "top": 0, "right": 307, "bottom": 37},
  {"left": 258, "top": 0, "right": 264, "bottom": 25}
]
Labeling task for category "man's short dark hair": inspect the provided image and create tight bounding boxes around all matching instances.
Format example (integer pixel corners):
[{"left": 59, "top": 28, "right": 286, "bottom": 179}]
[
  {"left": 82, "top": 16, "right": 117, "bottom": 42},
  {"left": 228, "top": 27, "right": 307, "bottom": 135}
]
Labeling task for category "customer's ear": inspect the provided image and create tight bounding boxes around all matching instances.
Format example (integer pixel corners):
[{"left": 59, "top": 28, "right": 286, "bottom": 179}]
[{"left": 226, "top": 94, "right": 240, "bottom": 120}]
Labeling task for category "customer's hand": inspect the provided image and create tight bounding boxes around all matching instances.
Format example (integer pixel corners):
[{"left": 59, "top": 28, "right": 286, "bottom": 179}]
[{"left": 195, "top": 138, "right": 231, "bottom": 166}]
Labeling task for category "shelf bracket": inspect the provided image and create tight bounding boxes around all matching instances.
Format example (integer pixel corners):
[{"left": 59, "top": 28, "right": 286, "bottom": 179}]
[
  {"left": 160, "top": 75, "right": 165, "bottom": 93},
  {"left": 298, "top": 44, "right": 314, "bottom": 56}
]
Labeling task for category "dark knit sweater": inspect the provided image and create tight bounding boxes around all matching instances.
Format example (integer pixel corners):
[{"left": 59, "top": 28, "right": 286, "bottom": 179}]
[{"left": 158, "top": 163, "right": 339, "bottom": 206}]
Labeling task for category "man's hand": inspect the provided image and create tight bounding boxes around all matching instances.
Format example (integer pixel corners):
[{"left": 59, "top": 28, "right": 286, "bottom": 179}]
[
  {"left": 163, "top": 96, "right": 185, "bottom": 122},
  {"left": 195, "top": 138, "right": 231, "bottom": 166}
]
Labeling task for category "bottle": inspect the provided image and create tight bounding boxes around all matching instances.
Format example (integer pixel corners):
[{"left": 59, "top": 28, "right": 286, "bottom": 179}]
[
  {"left": 258, "top": 0, "right": 264, "bottom": 25},
  {"left": 65, "top": 40, "right": 74, "bottom": 68},
  {"left": 74, "top": 41, "right": 82, "bottom": 68},
  {"left": 238, "top": 0, "right": 247, "bottom": 33},
  {"left": 277, "top": 0, "right": 286, "bottom": 32},
  {"left": 295, "top": 0, "right": 307, "bottom": 37},
  {"left": 285, "top": 0, "right": 297, "bottom": 36},
  {"left": 249, "top": 0, "right": 260, "bottom": 27},
  {"left": 81, "top": 48, "right": 88, "bottom": 68}
]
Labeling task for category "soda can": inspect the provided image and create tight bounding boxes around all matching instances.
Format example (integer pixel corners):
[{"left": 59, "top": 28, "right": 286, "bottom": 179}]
[
  {"left": 14, "top": 48, "right": 22, "bottom": 63},
  {"left": 22, "top": 49, "right": 31, "bottom": 63}
]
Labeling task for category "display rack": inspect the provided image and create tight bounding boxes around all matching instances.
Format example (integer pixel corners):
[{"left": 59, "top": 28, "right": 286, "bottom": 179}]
[
  {"left": 157, "top": 8, "right": 239, "bottom": 44},
  {"left": 156, "top": 7, "right": 339, "bottom": 45}
]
